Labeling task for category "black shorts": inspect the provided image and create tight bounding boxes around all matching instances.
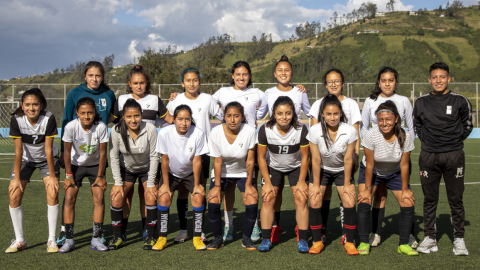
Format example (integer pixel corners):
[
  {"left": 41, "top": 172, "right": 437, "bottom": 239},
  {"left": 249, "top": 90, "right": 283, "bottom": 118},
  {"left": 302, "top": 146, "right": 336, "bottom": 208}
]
[
  {"left": 201, "top": 154, "right": 211, "bottom": 179},
  {"left": 357, "top": 163, "right": 409, "bottom": 191},
  {"left": 71, "top": 165, "right": 101, "bottom": 187},
  {"left": 309, "top": 169, "right": 354, "bottom": 186},
  {"left": 121, "top": 166, "right": 161, "bottom": 185},
  {"left": 10, "top": 156, "right": 60, "bottom": 182},
  {"left": 261, "top": 167, "right": 307, "bottom": 187},
  {"left": 159, "top": 172, "right": 205, "bottom": 194},
  {"left": 209, "top": 177, "right": 257, "bottom": 193}
]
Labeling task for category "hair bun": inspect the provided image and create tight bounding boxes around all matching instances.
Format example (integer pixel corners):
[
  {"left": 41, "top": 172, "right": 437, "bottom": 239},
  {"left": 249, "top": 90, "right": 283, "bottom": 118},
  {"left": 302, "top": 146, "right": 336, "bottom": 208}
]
[{"left": 280, "top": 55, "right": 289, "bottom": 61}]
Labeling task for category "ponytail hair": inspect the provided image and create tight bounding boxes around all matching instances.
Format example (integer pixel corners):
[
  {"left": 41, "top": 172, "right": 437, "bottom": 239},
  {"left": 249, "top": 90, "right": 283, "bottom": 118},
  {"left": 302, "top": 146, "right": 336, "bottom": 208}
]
[
  {"left": 222, "top": 101, "right": 247, "bottom": 124},
  {"left": 173, "top": 104, "right": 196, "bottom": 126},
  {"left": 84, "top": 61, "right": 111, "bottom": 90},
  {"left": 266, "top": 96, "right": 300, "bottom": 129},
  {"left": 318, "top": 94, "right": 347, "bottom": 150},
  {"left": 275, "top": 55, "right": 292, "bottom": 69},
  {"left": 374, "top": 100, "right": 406, "bottom": 149},
  {"left": 126, "top": 65, "right": 152, "bottom": 95},
  {"left": 369, "top": 66, "right": 398, "bottom": 101},
  {"left": 114, "top": 98, "right": 142, "bottom": 154},
  {"left": 76, "top": 97, "right": 101, "bottom": 125},
  {"left": 11, "top": 88, "right": 47, "bottom": 117}
]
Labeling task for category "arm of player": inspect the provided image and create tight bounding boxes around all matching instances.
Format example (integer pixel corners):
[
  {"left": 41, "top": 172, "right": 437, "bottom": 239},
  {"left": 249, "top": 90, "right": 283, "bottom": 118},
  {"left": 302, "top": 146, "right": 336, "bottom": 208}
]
[
  {"left": 63, "top": 142, "right": 76, "bottom": 191},
  {"left": 295, "top": 144, "right": 310, "bottom": 199},
  {"left": 9, "top": 138, "right": 24, "bottom": 196},
  {"left": 309, "top": 142, "right": 322, "bottom": 203},
  {"left": 359, "top": 147, "right": 374, "bottom": 204},
  {"left": 400, "top": 152, "right": 415, "bottom": 205},
  {"left": 207, "top": 156, "right": 223, "bottom": 204},
  {"left": 192, "top": 155, "right": 205, "bottom": 197},
  {"left": 45, "top": 137, "right": 59, "bottom": 195},
  {"left": 342, "top": 141, "right": 357, "bottom": 202}
]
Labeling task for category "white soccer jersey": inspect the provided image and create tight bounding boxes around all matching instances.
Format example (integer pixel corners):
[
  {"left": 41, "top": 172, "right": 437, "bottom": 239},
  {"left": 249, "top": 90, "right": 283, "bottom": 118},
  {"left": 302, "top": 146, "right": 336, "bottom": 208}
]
[
  {"left": 361, "top": 127, "right": 415, "bottom": 176},
  {"left": 361, "top": 94, "right": 414, "bottom": 139},
  {"left": 113, "top": 94, "right": 168, "bottom": 126},
  {"left": 167, "top": 92, "right": 224, "bottom": 138},
  {"left": 307, "top": 122, "right": 358, "bottom": 172},
  {"left": 9, "top": 110, "right": 59, "bottom": 162},
  {"left": 256, "top": 86, "right": 311, "bottom": 119},
  {"left": 212, "top": 87, "right": 264, "bottom": 128},
  {"left": 310, "top": 97, "right": 362, "bottom": 126},
  {"left": 156, "top": 125, "right": 209, "bottom": 178},
  {"left": 258, "top": 124, "right": 309, "bottom": 172},
  {"left": 208, "top": 124, "right": 257, "bottom": 178},
  {"left": 62, "top": 119, "right": 109, "bottom": 166}
]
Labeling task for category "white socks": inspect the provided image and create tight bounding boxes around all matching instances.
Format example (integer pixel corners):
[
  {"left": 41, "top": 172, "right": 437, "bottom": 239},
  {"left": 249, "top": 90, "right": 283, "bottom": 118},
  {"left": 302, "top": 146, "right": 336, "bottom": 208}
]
[
  {"left": 9, "top": 205, "right": 24, "bottom": 242},
  {"left": 224, "top": 210, "right": 233, "bottom": 227},
  {"left": 47, "top": 204, "right": 59, "bottom": 241}
]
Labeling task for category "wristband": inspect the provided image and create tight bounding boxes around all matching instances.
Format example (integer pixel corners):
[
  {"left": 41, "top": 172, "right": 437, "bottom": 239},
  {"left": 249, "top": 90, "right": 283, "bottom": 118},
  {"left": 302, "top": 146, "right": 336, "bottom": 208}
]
[
  {"left": 66, "top": 173, "right": 73, "bottom": 179},
  {"left": 215, "top": 185, "right": 221, "bottom": 188},
  {"left": 365, "top": 186, "right": 373, "bottom": 190},
  {"left": 97, "top": 175, "right": 105, "bottom": 178}
]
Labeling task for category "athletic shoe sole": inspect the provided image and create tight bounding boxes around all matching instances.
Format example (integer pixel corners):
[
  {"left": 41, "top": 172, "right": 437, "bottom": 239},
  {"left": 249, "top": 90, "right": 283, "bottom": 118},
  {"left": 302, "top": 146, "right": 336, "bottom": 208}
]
[
  {"left": 241, "top": 244, "right": 257, "bottom": 251},
  {"left": 417, "top": 246, "right": 438, "bottom": 254},
  {"left": 90, "top": 246, "right": 108, "bottom": 252}
]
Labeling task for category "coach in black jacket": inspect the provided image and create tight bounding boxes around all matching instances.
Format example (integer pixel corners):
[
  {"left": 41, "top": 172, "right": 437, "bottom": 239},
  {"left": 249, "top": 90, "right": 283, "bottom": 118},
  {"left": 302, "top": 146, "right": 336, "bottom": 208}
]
[{"left": 413, "top": 62, "right": 472, "bottom": 256}]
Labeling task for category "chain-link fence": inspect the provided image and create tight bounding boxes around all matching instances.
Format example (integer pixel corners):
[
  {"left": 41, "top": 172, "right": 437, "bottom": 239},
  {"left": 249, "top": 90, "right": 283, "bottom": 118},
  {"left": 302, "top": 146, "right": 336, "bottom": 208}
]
[{"left": 1, "top": 82, "right": 479, "bottom": 127}]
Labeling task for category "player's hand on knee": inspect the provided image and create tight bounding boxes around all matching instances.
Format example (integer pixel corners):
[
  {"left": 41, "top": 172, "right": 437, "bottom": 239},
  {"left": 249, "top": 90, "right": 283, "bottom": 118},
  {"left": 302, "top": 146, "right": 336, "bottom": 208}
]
[
  {"left": 192, "top": 184, "right": 205, "bottom": 198},
  {"left": 63, "top": 178, "right": 77, "bottom": 192},
  {"left": 8, "top": 179, "right": 23, "bottom": 197}
]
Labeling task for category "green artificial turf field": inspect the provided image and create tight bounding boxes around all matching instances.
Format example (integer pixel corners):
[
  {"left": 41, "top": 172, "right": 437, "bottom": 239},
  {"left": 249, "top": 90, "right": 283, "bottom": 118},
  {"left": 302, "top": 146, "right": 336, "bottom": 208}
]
[{"left": 1, "top": 139, "right": 479, "bottom": 269}]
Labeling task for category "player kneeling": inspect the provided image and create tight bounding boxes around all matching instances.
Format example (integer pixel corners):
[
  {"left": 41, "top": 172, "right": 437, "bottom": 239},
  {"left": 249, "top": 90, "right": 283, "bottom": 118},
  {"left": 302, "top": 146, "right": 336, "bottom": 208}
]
[{"left": 154, "top": 105, "right": 209, "bottom": 251}]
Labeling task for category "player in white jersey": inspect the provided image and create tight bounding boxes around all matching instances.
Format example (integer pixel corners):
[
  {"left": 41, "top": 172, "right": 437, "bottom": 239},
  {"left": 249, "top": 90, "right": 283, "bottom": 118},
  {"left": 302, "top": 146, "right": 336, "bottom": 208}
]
[
  {"left": 108, "top": 99, "right": 159, "bottom": 251},
  {"left": 6, "top": 88, "right": 60, "bottom": 254},
  {"left": 154, "top": 105, "right": 209, "bottom": 251},
  {"left": 255, "top": 55, "right": 311, "bottom": 242},
  {"left": 361, "top": 67, "right": 416, "bottom": 248},
  {"left": 310, "top": 69, "right": 361, "bottom": 245},
  {"left": 257, "top": 96, "right": 310, "bottom": 253},
  {"left": 111, "top": 65, "right": 173, "bottom": 242},
  {"left": 58, "top": 97, "right": 109, "bottom": 253},
  {"left": 307, "top": 94, "right": 359, "bottom": 255},
  {"left": 166, "top": 68, "right": 223, "bottom": 243},
  {"left": 206, "top": 102, "right": 258, "bottom": 250},
  {"left": 356, "top": 101, "right": 417, "bottom": 256}
]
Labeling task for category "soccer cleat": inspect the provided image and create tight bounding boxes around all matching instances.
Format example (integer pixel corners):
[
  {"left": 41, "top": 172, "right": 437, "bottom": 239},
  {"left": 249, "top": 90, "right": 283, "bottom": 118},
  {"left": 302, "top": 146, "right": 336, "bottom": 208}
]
[
  {"left": 207, "top": 236, "right": 223, "bottom": 250},
  {"left": 100, "top": 233, "right": 107, "bottom": 245},
  {"left": 309, "top": 241, "right": 324, "bottom": 254},
  {"left": 121, "top": 232, "right": 127, "bottom": 242},
  {"left": 174, "top": 230, "right": 188, "bottom": 243},
  {"left": 357, "top": 242, "right": 370, "bottom": 255},
  {"left": 453, "top": 238, "right": 468, "bottom": 256},
  {"left": 398, "top": 244, "right": 419, "bottom": 256},
  {"left": 251, "top": 225, "right": 261, "bottom": 242},
  {"left": 58, "top": 239, "right": 75, "bottom": 253},
  {"left": 193, "top": 236, "right": 206, "bottom": 250},
  {"left": 369, "top": 233, "right": 381, "bottom": 247},
  {"left": 56, "top": 231, "right": 66, "bottom": 246},
  {"left": 223, "top": 225, "right": 234, "bottom": 242},
  {"left": 345, "top": 242, "right": 359, "bottom": 255},
  {"left": 298, "top": 239, "right": 309, "bottom": 253},
  {"left": 5, "top": 239, "right": 27, "bottom": 254},
  {"left": 143, "top": 237, "right": 156, "bottom": 250},
  {"left": 91, "top": 237, "right": 108, "bottom": 252},
  {"left": 242, "top": 235, "right": 257, "bottom": 250},
  {"left": 152, "top": 237, "right": 167, "bottom": 251},
  {"left": 271, "top": 225, "right": 282, "bottom": 243},
  {"left": 258, "top": 239, "right": 272, "bottom": 252},
  {"left": 47, "top": 240, "right": 59, "bottom": 253},
  {"left": 201, "top": 232, "right": 209, "bottom": 243},
  {"left": 142, "top": 230, "right": 148, "bottom": 242},
  {"left": 108, "top": 236, "right": 124, "bottom": 250},
  {"left": 416, "top": 236, "right": 438, "bottom": 254},
  {"left": 409, "top": 234, "right": 418, "bottom": 249}
]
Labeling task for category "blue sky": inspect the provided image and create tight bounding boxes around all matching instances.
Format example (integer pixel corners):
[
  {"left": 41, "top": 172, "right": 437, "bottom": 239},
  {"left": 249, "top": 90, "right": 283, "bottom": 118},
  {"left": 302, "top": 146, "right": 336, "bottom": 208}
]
[{"left": 0, "top": 0, "right": 478, "bottom": 79}]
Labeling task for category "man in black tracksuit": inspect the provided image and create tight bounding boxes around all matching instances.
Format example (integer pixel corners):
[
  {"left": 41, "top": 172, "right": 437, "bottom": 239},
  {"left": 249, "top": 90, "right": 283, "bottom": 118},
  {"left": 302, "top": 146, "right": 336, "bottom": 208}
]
[{"left": 413, "top": 62, "right": 472, "bottom": 256}]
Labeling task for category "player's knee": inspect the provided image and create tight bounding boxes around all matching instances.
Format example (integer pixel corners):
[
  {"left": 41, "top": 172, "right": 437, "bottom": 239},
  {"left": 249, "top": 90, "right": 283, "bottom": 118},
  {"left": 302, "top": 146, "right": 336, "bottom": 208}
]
[
  {"left": 309, "top": 199, "right": 322, "bottom": 209},
  {"left": 191, "top": 194, "right": 204, "bottom": 208},
  {"left": 145, "top": 193, "right": 157, "bottom": 205},
  {"left": 158, "top": 194, "right": 172, "bottom": 207},
  {"left": 294, "top": 193, "right": 307, "bottom": 206}
]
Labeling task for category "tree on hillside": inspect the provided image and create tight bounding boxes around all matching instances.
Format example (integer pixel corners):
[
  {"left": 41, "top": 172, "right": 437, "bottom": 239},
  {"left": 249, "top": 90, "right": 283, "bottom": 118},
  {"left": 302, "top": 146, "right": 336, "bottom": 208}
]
[
  {"left": 102, "top": 54, "right": 115, "bottom": 72},
  {"left": 386, "top": 0, "right": 396, "bottom": 12},
  {"left": 446, "top": 0, "right": 464, "bottom": 18},
  {"left": 137, "top": 48, "right": 179, "bottom": 84},
  {"left": 295, "top": 21, "right": 321, "bottom": 38}
]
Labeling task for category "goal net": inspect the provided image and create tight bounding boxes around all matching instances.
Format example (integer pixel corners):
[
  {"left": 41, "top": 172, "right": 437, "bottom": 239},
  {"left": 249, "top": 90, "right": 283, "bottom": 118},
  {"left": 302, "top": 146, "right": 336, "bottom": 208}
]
[{"left": 0, "top": 102, "right": 20, "bottom": 155}]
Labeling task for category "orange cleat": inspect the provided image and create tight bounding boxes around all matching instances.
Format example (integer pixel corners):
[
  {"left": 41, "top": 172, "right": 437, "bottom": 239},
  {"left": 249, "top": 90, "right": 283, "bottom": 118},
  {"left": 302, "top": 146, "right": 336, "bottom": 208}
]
[
  {"left": 309, "top": 241, "right": 325, "bottom": 254},
  {"left": 271, "top": 225, "right": 282, "bottom": 243},
  {"left": 344, "top": 242, "right": 359, "bottom": 255}
]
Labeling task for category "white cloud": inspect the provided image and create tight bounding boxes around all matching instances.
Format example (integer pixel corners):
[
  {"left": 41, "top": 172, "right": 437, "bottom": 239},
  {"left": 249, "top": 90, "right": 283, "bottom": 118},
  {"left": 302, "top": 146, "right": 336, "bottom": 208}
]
[
  {"left": 112, "top": 18, "right": 118, "bottom": 24},
  {"left": 128, "top": 40, "right": 141, "bottom": 61}
]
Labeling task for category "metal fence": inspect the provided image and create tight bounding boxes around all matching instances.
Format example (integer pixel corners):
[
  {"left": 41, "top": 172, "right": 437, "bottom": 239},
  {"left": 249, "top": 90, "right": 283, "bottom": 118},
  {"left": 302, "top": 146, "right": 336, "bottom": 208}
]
[{"left": 1, "top": 82, "right": 479, "bottom": 127}]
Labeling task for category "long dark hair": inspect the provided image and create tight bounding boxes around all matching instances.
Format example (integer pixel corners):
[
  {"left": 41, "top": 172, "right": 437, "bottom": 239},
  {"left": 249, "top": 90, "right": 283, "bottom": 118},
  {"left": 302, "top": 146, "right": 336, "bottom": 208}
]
[
  {"left": 369, "top": 66, "right": 398, "bottom": 101},
  {"left": 173, "top": 104, "right": 196, "bottom": 126},
  {"left": 84, "top": 61, "right": 111, "bottom": 90},
  {"left": 114, "top": 98, "right": 142, "bottom": 154},
  {"left": 222, "top": 101, "right": 247, "bottom": 124},
  {"left": 318, "top": 94, "right": 347, "bottom": 150},
  {"left": 266, "top": 96, "right": 300, "bottom": 129},
  {"left": 76, "top": 97, "right": 101, "bottom": 125},
  {"left": 322, "top": 68, "right": 345, "bottom": 92},
  {"left": 126, "top": 65, "right": 153, "bottom": 95},
  {"left": 12, "top": 88, "right": 47, "bottom": 117},
  {"left": 230, "top": 61, "right": 253, "bottom": 87},
  {"left": 374, "top": 101, "right": 406, "bottom": 149}
]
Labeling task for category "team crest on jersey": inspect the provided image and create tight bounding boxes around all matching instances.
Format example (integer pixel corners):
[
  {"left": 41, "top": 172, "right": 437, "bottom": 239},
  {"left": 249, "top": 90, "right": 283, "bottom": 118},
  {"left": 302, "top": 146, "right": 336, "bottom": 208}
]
[
  {"left": 291, "top": 138, "right": 295, "bottom": 144},
  {"left": 239, "top": 143, "right": 243, "bottom": 148},
  {"left": 245, "top": 97, "right": 248, "bottom": 101},
  {"left": 146, "top": 104, "right": 150, "bottom": 108},
  {"left": 40, "top": 126, "right": 45, "bottom": 133},
  {"left": 189, "top": 147, "right": 193, "bottom": 152},
  {"left": 198, "top": 108, "right": 201, "bottom": 112}
]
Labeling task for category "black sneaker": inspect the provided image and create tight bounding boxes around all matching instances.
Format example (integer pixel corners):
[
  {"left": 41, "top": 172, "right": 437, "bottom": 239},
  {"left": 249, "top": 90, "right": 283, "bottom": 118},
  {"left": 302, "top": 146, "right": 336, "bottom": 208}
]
[
  {"left": 206, "top": 236, "right": 223, "bottom": 250},
  {"left": 143, "top": 236, "right": 155, "bottom": 250},
  {"left": 242, "top": 235, "right": 257, "bottom": 250}
]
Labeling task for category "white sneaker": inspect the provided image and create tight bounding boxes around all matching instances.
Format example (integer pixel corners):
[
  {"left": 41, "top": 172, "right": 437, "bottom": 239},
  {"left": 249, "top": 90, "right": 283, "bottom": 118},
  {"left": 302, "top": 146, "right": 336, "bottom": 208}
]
[
  {"left": 453, "top": 238, "right": 468, "bottom": 256},
  {"left": 369, "top": 233, "right": 381, "bottom": 247},
  {"left": 201, "top": 232, "right": 209, "bottom": 243},
  {"left": 91, "top": 237, "right": 108, "bottom": 252},
  {"left": 47, "top": 239, "right": 59, "bottom": 253},
  {"left": 58, "top": 239, "right": 75, "bottom": 253},
  {"left": 174, "top": 230, "right": 188, "bottom": 243},
  {"left": 417, "top": 236, "right": 438, "bottom": 254},
  {"left": 409, "top": 234, "right": 418, "bottom": 249},
  {"left": 5, "top": 239, "right": 27, "bottom": 253}
]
